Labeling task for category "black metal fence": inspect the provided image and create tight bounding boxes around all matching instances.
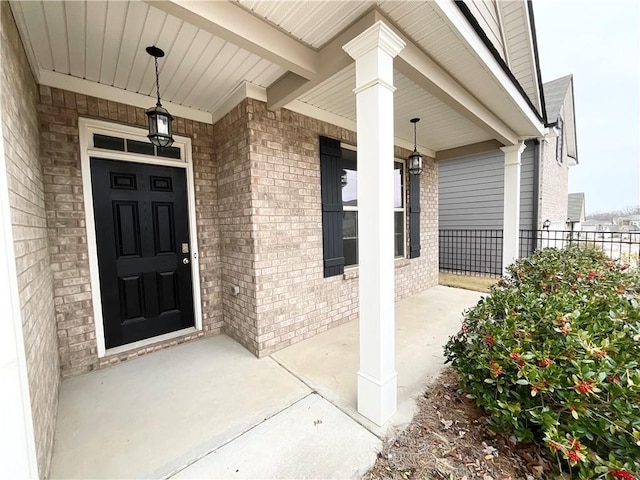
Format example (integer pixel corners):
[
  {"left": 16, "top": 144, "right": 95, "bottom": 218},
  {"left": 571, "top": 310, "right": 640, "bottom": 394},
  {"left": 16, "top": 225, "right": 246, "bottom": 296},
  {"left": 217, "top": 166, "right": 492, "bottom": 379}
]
[
  {"left": 439, "top": 229, "right": 503, "bottom": 276},
  {"left": 439, "top": 229, "right": 640, "bottom": 277}
]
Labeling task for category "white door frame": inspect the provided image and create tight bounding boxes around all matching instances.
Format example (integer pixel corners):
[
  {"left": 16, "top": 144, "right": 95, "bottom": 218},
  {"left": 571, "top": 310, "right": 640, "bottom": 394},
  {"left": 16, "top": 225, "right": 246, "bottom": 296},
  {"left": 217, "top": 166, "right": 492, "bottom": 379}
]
[{"left": 79, "top": 118, "right": 202, "bottom": 357}]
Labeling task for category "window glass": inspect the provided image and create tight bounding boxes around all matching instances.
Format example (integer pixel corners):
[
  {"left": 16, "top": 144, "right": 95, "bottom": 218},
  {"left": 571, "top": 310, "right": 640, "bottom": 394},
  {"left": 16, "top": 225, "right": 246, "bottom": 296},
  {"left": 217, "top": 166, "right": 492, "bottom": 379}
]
[
  {"left": 341, "top": 149, "right": 357, "bottom": 207},
  {"left": 341, "top": 148, "right": 405, "bottom": 267},
  {"left": 343, "top": 211, "right": 358, "bottom": 267},
  {"left": 394, "top": 211, "right": 404, "bottom": 257},
  {"left": 394, "top": 162, "right": 404, "bottom": 208}
]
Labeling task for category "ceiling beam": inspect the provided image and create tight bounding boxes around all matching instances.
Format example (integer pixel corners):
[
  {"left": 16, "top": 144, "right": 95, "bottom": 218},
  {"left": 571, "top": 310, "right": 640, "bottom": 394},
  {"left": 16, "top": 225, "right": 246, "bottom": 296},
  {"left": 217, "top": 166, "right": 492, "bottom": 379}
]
[
  {"left": 369, "top": 11, "right": 521, "bottom": 146},
  {"left": 267, "top": 10, "right": 377, "bottom": 111},
  {"left": 145, "top": 0, "right": 318, "bottom": 79}
]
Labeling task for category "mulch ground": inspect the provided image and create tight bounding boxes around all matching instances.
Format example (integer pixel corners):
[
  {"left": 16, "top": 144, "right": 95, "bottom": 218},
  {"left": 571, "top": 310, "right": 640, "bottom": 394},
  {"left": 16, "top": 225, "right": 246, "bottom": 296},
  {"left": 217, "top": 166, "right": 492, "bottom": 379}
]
[{"left": 365, "top": 368, "right": 553, "bottom": 480}]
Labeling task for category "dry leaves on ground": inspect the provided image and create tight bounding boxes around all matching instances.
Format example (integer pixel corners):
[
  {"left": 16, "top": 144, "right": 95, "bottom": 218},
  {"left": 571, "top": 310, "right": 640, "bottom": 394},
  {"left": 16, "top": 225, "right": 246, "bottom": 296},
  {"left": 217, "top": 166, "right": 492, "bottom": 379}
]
[{"left": 365, "top": 369, "right": 552, "bottom": 480}]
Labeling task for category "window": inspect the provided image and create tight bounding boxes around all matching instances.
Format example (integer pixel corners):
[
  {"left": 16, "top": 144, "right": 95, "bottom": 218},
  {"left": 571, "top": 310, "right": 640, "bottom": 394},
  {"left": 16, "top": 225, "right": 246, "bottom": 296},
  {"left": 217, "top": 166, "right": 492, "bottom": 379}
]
[
  {"left": 93, "top": 133, "right": 182, "bottom": 160},
  {"left": 340, "top": 146, "right": 406, "bottom": 268},
  {"left": 320, "top": 136, "right": 419, "bottom": 278},
  {"left": 555, "top": 117, "right": 564, "bottom": 164}
]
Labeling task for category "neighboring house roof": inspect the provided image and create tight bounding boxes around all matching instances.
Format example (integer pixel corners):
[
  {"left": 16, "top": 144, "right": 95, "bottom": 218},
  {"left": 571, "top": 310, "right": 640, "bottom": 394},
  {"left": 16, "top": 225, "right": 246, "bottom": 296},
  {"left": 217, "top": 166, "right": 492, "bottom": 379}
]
[
  {"left": 615, "top": 214, "right": 640, "bottom": 222},
  {"left": 543, "top": 75, "right": 572, "bottom": 121},
  {"left": 567, "top": 193, "right": 585, "bottom": 222},
  {"left": 543, "top": 74, "right": 578, "bottom": 164}
]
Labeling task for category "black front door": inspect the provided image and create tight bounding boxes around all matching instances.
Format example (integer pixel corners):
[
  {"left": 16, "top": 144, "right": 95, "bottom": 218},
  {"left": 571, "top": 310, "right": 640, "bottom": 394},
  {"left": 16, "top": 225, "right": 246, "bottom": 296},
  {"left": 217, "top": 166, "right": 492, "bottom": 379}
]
[{"left": 91, "top": 158, "right": 195, "bottom": 348}]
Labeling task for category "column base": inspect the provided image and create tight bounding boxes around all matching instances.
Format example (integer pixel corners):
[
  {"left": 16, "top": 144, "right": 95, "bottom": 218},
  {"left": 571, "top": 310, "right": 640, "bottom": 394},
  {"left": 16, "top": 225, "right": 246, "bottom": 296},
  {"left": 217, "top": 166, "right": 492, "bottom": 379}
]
[{"left": 357, "top": 370, "right": 398, "bottom": 426}]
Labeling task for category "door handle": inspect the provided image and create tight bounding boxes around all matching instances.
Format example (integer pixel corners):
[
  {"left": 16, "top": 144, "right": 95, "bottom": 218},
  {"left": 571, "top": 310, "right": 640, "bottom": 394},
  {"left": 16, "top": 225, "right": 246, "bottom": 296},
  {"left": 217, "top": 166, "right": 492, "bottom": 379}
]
[{"left": 183, "top": 258, "right": 190, "bottom": 265}]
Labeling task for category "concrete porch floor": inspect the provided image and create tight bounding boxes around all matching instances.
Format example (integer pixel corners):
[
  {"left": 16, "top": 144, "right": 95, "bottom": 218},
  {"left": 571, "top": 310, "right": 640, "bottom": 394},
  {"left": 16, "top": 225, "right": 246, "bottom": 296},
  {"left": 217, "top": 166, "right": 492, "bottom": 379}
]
[{"left": 49, "top": 285, "right": 483, "bottom": 479}]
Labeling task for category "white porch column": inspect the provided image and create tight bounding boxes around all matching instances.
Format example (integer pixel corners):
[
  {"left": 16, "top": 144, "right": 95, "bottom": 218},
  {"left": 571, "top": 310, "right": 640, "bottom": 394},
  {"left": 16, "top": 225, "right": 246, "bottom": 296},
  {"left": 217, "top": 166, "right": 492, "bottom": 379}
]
[
  {"left": 343, "top": 21, "right": 405, "bottom": 426},
  {"left": 0, "top": 108, "right": 38, "bottom": 475},
  {"left": 501, "top": 143, "right": 526, "bottom": 275}
]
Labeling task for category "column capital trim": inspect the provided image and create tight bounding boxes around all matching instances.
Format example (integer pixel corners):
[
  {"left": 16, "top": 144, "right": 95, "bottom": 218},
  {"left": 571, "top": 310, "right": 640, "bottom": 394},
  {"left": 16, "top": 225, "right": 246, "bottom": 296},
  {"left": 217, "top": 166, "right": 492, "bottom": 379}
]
[
  {"left": 500, "top": 142, "right": 526, "bottom": 155},
  {"left": 353, "top": 78, "right": 397, "bottom": 95},
  {"left": 343, "top": 21, "right": 406, "bottom": 60}
]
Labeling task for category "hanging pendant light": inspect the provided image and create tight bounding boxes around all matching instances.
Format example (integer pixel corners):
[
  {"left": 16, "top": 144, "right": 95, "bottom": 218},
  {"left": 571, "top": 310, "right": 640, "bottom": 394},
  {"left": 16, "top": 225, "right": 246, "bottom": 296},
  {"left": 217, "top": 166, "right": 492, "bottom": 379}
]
[
  {"left": 408, "top": 118, "right": 423, "bottom": 175},
  {"left": 145, "top": 46, "right": 174, "bottom": 148}
]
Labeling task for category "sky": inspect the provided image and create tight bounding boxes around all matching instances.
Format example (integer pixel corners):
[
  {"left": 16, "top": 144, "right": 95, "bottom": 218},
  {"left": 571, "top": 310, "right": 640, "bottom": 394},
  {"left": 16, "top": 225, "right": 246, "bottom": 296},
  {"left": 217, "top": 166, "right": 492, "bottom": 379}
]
[{"left": 532, "top": 0, "right": 640, "bottom": 214}]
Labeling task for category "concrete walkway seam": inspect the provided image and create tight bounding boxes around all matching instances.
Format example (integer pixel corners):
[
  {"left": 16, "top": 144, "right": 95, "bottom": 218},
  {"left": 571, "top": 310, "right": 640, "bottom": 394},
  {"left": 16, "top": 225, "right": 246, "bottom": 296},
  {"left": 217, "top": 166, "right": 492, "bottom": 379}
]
[
  {"left": 269, "top": 355, "right": 387, "bottom": 441},
  {"left": 165, "top": 391, "right": 315, "bottom": 479}
]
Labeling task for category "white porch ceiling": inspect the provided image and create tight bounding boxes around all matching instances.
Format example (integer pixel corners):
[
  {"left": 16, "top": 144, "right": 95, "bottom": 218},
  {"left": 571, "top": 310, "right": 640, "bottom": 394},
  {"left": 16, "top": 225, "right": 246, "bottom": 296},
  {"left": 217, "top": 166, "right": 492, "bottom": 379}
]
[
  {"left": 11, "top": 0, "right": 286, "bottom": 113},
  {"left": 298, "top": 65, "right": 492, "bottom": 152},
  {"left": 11, "top": 0, "right": 544, "bottom": 153}
]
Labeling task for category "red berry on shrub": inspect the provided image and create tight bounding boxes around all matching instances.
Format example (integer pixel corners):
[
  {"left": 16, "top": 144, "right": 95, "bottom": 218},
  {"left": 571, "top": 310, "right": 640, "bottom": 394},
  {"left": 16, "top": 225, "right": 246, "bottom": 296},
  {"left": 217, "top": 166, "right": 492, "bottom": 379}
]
[{"left": 610, "top": 470, "right": 635, "bottom": 480}]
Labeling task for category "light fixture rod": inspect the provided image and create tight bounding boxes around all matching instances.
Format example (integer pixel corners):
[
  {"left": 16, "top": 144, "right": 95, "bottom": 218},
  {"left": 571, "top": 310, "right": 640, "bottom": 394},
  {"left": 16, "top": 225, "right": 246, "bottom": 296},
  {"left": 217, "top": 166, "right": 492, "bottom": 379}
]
[
  {"left": 146, "top": 45, "right": 165, "bottom": 107},
  {"left": 410, "top": 117, "right": 420, "bottom": 150},
  {"left": 154, "top": 55, "right": 161, "bottom": 107}
]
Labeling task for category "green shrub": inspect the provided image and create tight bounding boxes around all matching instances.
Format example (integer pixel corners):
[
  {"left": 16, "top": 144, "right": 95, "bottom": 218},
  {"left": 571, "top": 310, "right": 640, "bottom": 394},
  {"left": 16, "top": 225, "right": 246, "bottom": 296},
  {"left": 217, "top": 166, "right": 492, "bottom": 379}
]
[{"left": 444, "top": 245, "right": 640, "bottom": 479}]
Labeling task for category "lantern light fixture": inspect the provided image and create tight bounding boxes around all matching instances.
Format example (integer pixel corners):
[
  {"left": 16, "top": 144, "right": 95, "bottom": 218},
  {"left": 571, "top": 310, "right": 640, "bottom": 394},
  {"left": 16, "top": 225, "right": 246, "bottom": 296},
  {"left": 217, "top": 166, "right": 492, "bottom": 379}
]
[
  {"left": 145, "top": 46, "right": 174, "bottom": 148},
  {"left": 542, "top": 219, "right": 551, "bottom": 230},
  {"left": 408, "top": 117, "right": 423, "bottom": 175}
]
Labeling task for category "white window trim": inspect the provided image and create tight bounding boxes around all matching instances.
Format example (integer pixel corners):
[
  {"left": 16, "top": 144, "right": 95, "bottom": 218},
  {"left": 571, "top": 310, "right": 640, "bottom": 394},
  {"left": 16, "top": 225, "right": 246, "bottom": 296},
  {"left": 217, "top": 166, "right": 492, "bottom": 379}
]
[
  {"left": 79, "top": 118, "right": 202, "bottom": 358},
  {"left": 340, "top": 142, "right": 407, "bottom": 270}
]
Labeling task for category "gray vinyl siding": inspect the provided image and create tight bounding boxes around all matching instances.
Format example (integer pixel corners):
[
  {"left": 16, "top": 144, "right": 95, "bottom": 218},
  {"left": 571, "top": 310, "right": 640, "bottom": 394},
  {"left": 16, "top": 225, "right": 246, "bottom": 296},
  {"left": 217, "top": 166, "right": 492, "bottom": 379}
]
[
  {"left": 438, "top": 143, "right": 536, "bottom": 275},
  {"left": 519, "top": 146, "right": 535, "bottom": 230},
  {"left": 465, "top": 0, "right": 505, "bottom": 61},
  {"left": 438, "top": 142, "right": 536, "bottom": 230}
]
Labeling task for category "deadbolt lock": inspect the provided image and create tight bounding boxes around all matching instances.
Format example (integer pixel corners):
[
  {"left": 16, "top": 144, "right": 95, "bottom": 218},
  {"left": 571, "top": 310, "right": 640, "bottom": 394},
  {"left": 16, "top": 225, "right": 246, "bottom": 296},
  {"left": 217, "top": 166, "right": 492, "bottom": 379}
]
[{"left": 181, "top": 243, "right": 189, "bottom": 254}]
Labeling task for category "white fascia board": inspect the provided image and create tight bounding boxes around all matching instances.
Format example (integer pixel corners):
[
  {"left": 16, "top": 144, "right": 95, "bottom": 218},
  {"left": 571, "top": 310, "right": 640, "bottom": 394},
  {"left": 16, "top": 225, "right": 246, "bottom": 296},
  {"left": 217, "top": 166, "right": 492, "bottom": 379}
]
[
  {"left": 211, "top": 82, "right": 267, "bottom": 124},
  {"left": 522, "top": 1, "right": 543, "bottom": 113},
  {"left": 431, "top": 0, "right": 544, "bottom": 136},
  {"left": 285, "top": 100, "right": 436, "bottom": 158},
  {"left": 38, "top": 70, "right": 213, "bottom": 125},
  {"left": 146, "top": 0, "right": 318, "bottom": 79}
]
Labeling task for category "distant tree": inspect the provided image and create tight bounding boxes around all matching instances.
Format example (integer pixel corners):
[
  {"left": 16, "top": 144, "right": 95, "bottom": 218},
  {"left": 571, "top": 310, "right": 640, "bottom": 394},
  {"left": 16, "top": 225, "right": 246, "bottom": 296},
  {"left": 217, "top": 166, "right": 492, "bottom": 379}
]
[{"left": 587, "top": 205, "right": 640, "bottom": 222}]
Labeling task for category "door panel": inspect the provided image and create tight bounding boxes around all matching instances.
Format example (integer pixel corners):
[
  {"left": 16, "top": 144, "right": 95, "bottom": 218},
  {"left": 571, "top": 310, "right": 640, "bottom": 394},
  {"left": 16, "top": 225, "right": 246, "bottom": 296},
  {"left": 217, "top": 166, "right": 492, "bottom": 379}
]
[{"left": 91, "top": 158, "right": 194, "bottom": 348}]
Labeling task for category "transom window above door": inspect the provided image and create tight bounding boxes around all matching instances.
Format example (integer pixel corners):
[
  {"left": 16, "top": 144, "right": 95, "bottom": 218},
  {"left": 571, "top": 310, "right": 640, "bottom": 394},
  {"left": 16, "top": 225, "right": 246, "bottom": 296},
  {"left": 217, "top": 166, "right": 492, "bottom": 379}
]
[{"left": 92, "top": 133, "right": 182, "bottom": 160}]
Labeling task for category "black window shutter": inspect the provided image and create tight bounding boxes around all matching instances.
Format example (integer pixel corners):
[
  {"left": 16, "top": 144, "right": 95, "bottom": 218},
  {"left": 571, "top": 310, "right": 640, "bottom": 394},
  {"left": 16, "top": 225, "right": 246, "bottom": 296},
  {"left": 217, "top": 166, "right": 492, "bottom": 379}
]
[
  {"left": 409, "top": 174, "right": 421, "bottom": 258},
  {"left": 319, "top": 136, "right": 345, "bottom": 277}
]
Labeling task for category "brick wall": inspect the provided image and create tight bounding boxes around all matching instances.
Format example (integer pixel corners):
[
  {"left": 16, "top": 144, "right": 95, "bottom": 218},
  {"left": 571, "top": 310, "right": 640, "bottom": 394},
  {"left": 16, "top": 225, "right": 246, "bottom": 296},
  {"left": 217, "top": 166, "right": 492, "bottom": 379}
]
[
  {"left": 36, "top": 86, "right": 439, "bottom": 374},
  {"left": 224, "top": 99, "right": 439, "bottom": 356},
  {"left": 1, "top": 3, "right": 58, "bottom": 477},
  {"left": 214, "top": 101, "right": 261, "bottom": 355},
  {"left": 537, "top": 134, "right": 569, "bottom": 229},
  {"left": 38, "top": 87, "right": 222, "bottom": 377}
]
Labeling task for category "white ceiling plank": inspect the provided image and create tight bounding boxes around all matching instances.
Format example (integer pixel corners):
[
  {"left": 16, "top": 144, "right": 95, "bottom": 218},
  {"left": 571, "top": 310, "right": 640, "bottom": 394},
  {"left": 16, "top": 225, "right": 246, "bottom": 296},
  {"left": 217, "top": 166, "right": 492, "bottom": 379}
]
[
  {"left": 17, "top": 1, "right": 53, "bottom": 71},
  {"left": 84, "top": 1, "right": 108, "bottom": 82},
  {"left": 250, "top": 63, "right": 287, "bottom": 90},
  {"left": 64, "top": 1, "right": 86, "bottom": 78},
  {"left": 113, "top": 1, "right": 150, "bottom": 89},
  {"left": 138, "top": 20, "right": 198, "bottom": 96},
  {"left": 247, "top": 58, "right": 278, "bottom": 86},
  {"left": 99, "top": 1, "right": 129, "bottom": 85},
  {"left": 42, "top": 1, "right": 69, "bottom": 73},
  {"left": 146, "top": 0, "right": 318, "bottom": 79},
  {"left": 172, "top": 36, "right": 226, "bottom": 106},
  {"left": 125, "top": 6, "right": 174, "bottom": 93},
  {"left": 161, "top": 29, "right": 213, "bottom": 101},
  {"left": 140, "top": 22, "right": 195, "bottom": 97},
  {"left": 187, "top": 42, "right": 243, "bottom": 109}
]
